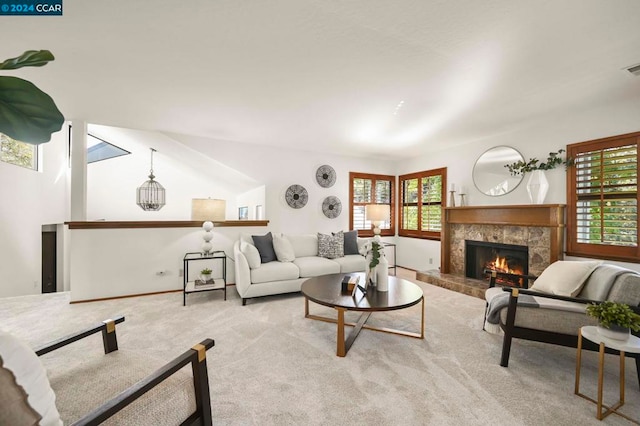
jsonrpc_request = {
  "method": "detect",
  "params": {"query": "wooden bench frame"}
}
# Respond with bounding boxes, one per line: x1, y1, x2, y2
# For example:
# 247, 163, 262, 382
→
35, 316, 214, 426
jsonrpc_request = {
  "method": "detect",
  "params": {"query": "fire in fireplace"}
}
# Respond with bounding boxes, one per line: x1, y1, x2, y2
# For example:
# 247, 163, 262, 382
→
465, 240, 528, 286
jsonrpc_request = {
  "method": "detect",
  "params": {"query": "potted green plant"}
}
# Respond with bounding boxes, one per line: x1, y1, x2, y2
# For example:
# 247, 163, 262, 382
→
0, 50, 64, 144
200, 268, 213, 283
586, 301, 640, 340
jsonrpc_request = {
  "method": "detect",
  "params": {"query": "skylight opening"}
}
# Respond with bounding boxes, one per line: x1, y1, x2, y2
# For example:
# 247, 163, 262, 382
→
87, 134, 130, 164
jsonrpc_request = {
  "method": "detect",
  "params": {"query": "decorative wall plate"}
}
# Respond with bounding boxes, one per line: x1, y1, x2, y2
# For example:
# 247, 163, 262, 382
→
322, 196, 342, 218
316, 165, 336, 188
285, 184, 308, 209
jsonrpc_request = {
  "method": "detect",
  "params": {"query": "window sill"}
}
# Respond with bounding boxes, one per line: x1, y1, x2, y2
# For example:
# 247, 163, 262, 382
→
398, 232, 441, 241
565, 250, 640, 264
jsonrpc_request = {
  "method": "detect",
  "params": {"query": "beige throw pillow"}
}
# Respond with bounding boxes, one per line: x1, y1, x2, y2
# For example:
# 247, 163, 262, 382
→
0, 358, 41, 426
0, 330, 62, 426
272, 233, 296, 262
240, 240, 261, 269
530, 260, 603, 297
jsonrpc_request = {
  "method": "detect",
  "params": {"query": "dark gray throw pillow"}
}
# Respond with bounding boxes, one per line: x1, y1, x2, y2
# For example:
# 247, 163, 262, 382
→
342, 230, 359, 255
252, 232, 277, 263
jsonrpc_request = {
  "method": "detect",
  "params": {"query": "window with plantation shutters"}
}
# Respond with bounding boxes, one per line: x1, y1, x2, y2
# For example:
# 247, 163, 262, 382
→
399, 167, 446, 240
349, 172, 395, 237
567, 132, 640, 262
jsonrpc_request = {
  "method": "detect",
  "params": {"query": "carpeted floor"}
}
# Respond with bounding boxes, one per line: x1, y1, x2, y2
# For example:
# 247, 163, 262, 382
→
1, 270, 638, 425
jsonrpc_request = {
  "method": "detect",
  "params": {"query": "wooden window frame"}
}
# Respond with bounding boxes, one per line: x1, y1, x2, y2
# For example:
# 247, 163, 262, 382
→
398, 167, 446, 240
566, 131, 640, 263
349, 172, 396, 237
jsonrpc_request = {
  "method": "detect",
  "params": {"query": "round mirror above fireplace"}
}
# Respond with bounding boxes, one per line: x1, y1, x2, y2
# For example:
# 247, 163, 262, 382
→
473, 146, 524, 197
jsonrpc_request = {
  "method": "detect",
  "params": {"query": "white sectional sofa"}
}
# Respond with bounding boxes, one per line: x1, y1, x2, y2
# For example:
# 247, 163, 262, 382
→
233, 232, 367, 305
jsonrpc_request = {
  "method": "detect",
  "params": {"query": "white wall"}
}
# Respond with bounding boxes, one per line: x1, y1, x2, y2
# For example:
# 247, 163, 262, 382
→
394, 98, 640, 273
236, 185, 266, 220
69, 225, 281, 301
5, 97, 640, 301
170, 133, 396, 234
86, 125, 263, 221
0, 129, 69, 297
68, 136, 396, 301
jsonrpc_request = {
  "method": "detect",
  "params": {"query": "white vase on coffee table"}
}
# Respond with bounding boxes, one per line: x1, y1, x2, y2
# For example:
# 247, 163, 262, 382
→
376, 255, 389, 292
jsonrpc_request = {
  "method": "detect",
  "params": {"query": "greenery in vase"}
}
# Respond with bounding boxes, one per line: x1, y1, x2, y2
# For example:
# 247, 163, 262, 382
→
367, 241, 382, 269
505, 149, 573, 176
200, 268, 212, 275
586, 301, 640, 331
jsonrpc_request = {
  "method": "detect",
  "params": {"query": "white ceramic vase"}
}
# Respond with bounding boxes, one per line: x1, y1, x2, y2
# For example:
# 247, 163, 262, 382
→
376, 255, 389, 292
367, 266, 377, 287
526, 170, 549, 204
597, 324, 630, 341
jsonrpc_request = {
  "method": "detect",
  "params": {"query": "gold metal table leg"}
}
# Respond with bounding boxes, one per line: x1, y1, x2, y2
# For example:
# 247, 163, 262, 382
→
574, 330, 583, 395
336, 308, 346, 357
597, 342, 605, 420
420, 296, 425, 339
574, 330, 638, 424
620, 350, 626, 404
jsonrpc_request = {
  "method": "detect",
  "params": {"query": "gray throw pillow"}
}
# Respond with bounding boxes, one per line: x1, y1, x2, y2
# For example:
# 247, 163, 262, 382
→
252, 232, 277, 263
341, 230, 359, 255
318, 232, 344, 259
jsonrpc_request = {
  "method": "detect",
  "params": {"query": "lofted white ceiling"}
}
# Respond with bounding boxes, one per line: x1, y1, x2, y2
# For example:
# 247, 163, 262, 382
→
3, 0, 640, 158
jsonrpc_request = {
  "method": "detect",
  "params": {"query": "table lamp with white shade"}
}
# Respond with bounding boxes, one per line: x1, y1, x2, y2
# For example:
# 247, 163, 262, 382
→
191, 198, 226, 255
365, 204, 390, 241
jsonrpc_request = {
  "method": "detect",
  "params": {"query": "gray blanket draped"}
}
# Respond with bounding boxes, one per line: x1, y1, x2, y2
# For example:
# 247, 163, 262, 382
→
486, 292, 539, 324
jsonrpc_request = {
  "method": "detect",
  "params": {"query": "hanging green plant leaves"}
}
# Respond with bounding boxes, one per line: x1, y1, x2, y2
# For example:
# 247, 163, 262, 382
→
0, 50, 55, 70
0, 76, 64, 144
0, 49, 64, 144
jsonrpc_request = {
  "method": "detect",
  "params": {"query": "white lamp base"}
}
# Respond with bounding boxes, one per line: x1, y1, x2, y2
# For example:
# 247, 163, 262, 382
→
372, 222, 382, 242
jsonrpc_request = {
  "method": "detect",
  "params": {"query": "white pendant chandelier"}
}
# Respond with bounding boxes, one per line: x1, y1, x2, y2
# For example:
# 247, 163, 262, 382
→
136, 148, 166, 211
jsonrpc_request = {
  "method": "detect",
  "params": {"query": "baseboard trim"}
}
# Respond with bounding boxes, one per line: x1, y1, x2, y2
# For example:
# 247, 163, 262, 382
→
396, 265, 415, 272
70, 283, 236, 304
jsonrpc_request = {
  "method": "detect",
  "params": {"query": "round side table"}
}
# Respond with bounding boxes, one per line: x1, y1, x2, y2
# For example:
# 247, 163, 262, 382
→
574, 325, 640, 423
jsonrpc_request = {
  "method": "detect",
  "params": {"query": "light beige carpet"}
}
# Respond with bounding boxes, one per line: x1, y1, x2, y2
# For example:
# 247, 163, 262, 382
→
1, 273, 638, 425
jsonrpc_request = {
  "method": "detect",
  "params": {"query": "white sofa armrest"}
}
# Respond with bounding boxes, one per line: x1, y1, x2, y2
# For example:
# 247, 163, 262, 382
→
233, 241, 252, 298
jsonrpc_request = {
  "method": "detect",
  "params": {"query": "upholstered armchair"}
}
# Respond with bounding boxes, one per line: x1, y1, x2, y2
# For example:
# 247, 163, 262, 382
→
484, 261, 640, 385
0, 316, 214, 425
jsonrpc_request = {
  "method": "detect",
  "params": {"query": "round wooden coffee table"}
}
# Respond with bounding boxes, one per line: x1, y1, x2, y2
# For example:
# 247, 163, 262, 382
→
301, 272, 424, 357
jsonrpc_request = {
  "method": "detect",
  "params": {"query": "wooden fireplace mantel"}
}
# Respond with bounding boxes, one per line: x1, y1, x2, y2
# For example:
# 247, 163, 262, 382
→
444, 204, 565, 227
441, 204, 566, 274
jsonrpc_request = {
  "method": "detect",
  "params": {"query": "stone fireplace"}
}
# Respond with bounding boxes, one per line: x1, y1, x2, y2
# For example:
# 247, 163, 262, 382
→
442, 204, 565, 278
416, 204, 566, 298
465, 240, 528, 286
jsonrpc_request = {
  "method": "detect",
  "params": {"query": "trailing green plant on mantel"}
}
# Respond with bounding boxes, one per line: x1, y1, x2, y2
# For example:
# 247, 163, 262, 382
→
586, 301, 640, 331
505, 149, 573, 176
0, 50, 64, 144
